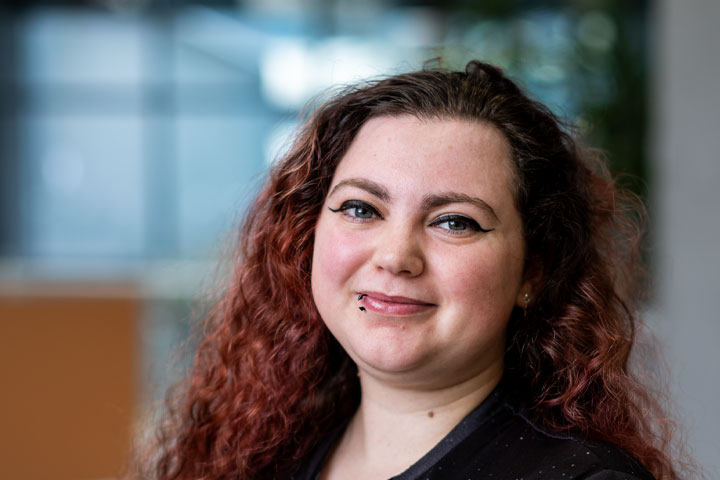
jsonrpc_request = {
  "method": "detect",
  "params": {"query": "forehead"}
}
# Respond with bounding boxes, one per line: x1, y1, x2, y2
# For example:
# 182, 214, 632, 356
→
332, 115, 517, 201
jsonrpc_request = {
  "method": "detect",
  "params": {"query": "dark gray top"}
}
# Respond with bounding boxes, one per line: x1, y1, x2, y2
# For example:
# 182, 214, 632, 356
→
284, 383, 655, 480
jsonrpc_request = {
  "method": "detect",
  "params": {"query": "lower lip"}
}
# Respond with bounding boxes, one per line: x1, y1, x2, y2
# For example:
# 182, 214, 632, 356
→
360, 296, 436, 316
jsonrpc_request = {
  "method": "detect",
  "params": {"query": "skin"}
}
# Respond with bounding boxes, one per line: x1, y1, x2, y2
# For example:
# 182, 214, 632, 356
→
311, 115, 531, 479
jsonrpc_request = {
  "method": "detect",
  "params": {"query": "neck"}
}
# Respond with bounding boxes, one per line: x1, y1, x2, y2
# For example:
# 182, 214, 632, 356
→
322, 362, 503, 479
355, 361, 503, 444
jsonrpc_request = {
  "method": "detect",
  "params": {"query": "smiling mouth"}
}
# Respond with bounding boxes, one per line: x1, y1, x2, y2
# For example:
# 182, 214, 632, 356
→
357, 291, 436, 316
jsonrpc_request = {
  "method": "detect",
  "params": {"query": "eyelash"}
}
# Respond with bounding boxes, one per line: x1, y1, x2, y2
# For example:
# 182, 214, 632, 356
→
328, 200, 382, 222
328, 200, 492, 234
429, 214, 491, 234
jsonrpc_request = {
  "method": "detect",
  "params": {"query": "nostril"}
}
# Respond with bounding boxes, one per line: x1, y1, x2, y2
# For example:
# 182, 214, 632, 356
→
371, 231, 425, 276
374, 252, 424, 276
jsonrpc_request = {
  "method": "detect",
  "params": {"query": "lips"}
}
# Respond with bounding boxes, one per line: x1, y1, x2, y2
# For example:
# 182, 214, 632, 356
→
357, 291, 436, 316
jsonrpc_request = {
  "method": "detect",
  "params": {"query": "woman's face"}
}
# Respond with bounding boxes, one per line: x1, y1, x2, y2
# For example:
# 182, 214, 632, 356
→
311, 115, 529, 389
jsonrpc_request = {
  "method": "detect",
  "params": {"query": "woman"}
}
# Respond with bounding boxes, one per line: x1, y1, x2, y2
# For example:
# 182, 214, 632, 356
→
150, 61, 679, 479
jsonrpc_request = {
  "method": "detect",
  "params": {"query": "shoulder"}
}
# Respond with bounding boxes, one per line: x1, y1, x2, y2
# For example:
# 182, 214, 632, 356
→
508, 410, 654, 479
415, 404, 656, 480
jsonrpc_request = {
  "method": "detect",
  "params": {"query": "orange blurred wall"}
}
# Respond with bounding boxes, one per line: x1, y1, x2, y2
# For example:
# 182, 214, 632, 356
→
0, 284, 139, 480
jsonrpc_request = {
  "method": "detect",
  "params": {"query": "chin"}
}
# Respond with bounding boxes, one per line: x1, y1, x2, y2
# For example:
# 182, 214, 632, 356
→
347, 340, 428, 374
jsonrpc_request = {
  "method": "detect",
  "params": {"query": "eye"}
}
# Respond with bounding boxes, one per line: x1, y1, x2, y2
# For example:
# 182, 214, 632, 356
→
328, 200, 382, 222
429, 214, 492, 234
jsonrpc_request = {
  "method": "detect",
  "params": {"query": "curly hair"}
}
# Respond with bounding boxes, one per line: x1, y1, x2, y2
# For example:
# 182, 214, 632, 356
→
147, 61, 679, 479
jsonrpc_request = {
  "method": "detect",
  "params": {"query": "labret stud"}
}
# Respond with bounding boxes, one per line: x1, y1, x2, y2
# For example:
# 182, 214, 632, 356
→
357, 293, 368, 312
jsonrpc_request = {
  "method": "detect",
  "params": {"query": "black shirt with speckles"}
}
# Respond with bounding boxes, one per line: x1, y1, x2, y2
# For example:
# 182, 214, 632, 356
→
284, 383, 655, 480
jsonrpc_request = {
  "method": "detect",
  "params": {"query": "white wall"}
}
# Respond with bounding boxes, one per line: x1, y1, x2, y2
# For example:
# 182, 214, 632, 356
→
652, 0, 720, 477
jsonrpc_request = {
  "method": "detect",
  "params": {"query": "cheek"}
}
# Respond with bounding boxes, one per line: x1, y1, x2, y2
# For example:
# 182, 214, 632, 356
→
311, 219, 367, 299
436, 246, 523, 310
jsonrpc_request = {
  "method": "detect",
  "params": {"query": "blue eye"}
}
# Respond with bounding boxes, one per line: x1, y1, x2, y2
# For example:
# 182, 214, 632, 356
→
430, 215, 491, 234
328, 200, 382, 220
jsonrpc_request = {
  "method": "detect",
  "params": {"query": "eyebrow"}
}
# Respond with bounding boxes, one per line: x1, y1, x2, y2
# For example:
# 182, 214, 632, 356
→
328, 178, 391, 203
329, 177, 499, 221
421, 192, 499, 221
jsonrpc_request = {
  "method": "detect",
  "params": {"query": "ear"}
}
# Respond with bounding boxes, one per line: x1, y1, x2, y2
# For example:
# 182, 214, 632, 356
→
515, 261, 542, 308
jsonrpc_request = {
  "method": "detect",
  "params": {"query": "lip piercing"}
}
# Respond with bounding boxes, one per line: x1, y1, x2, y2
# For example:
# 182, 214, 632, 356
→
357, 294, 367, 312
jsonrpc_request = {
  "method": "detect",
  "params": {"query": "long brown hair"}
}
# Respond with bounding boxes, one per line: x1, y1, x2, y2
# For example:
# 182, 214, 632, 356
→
148, 61, 679, 479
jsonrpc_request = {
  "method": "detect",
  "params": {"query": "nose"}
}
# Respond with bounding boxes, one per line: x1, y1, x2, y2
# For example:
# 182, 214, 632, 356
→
371, 223, 425, 277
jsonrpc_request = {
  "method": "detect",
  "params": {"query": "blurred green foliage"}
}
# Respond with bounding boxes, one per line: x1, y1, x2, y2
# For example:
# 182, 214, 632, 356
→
427, 0, 649, 197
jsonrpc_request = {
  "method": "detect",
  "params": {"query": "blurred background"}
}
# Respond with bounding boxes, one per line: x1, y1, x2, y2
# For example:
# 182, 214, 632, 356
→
0, 0, 717, 478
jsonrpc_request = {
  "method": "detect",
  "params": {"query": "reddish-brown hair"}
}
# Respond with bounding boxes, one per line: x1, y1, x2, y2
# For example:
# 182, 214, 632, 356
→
147, 61, 679, 479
